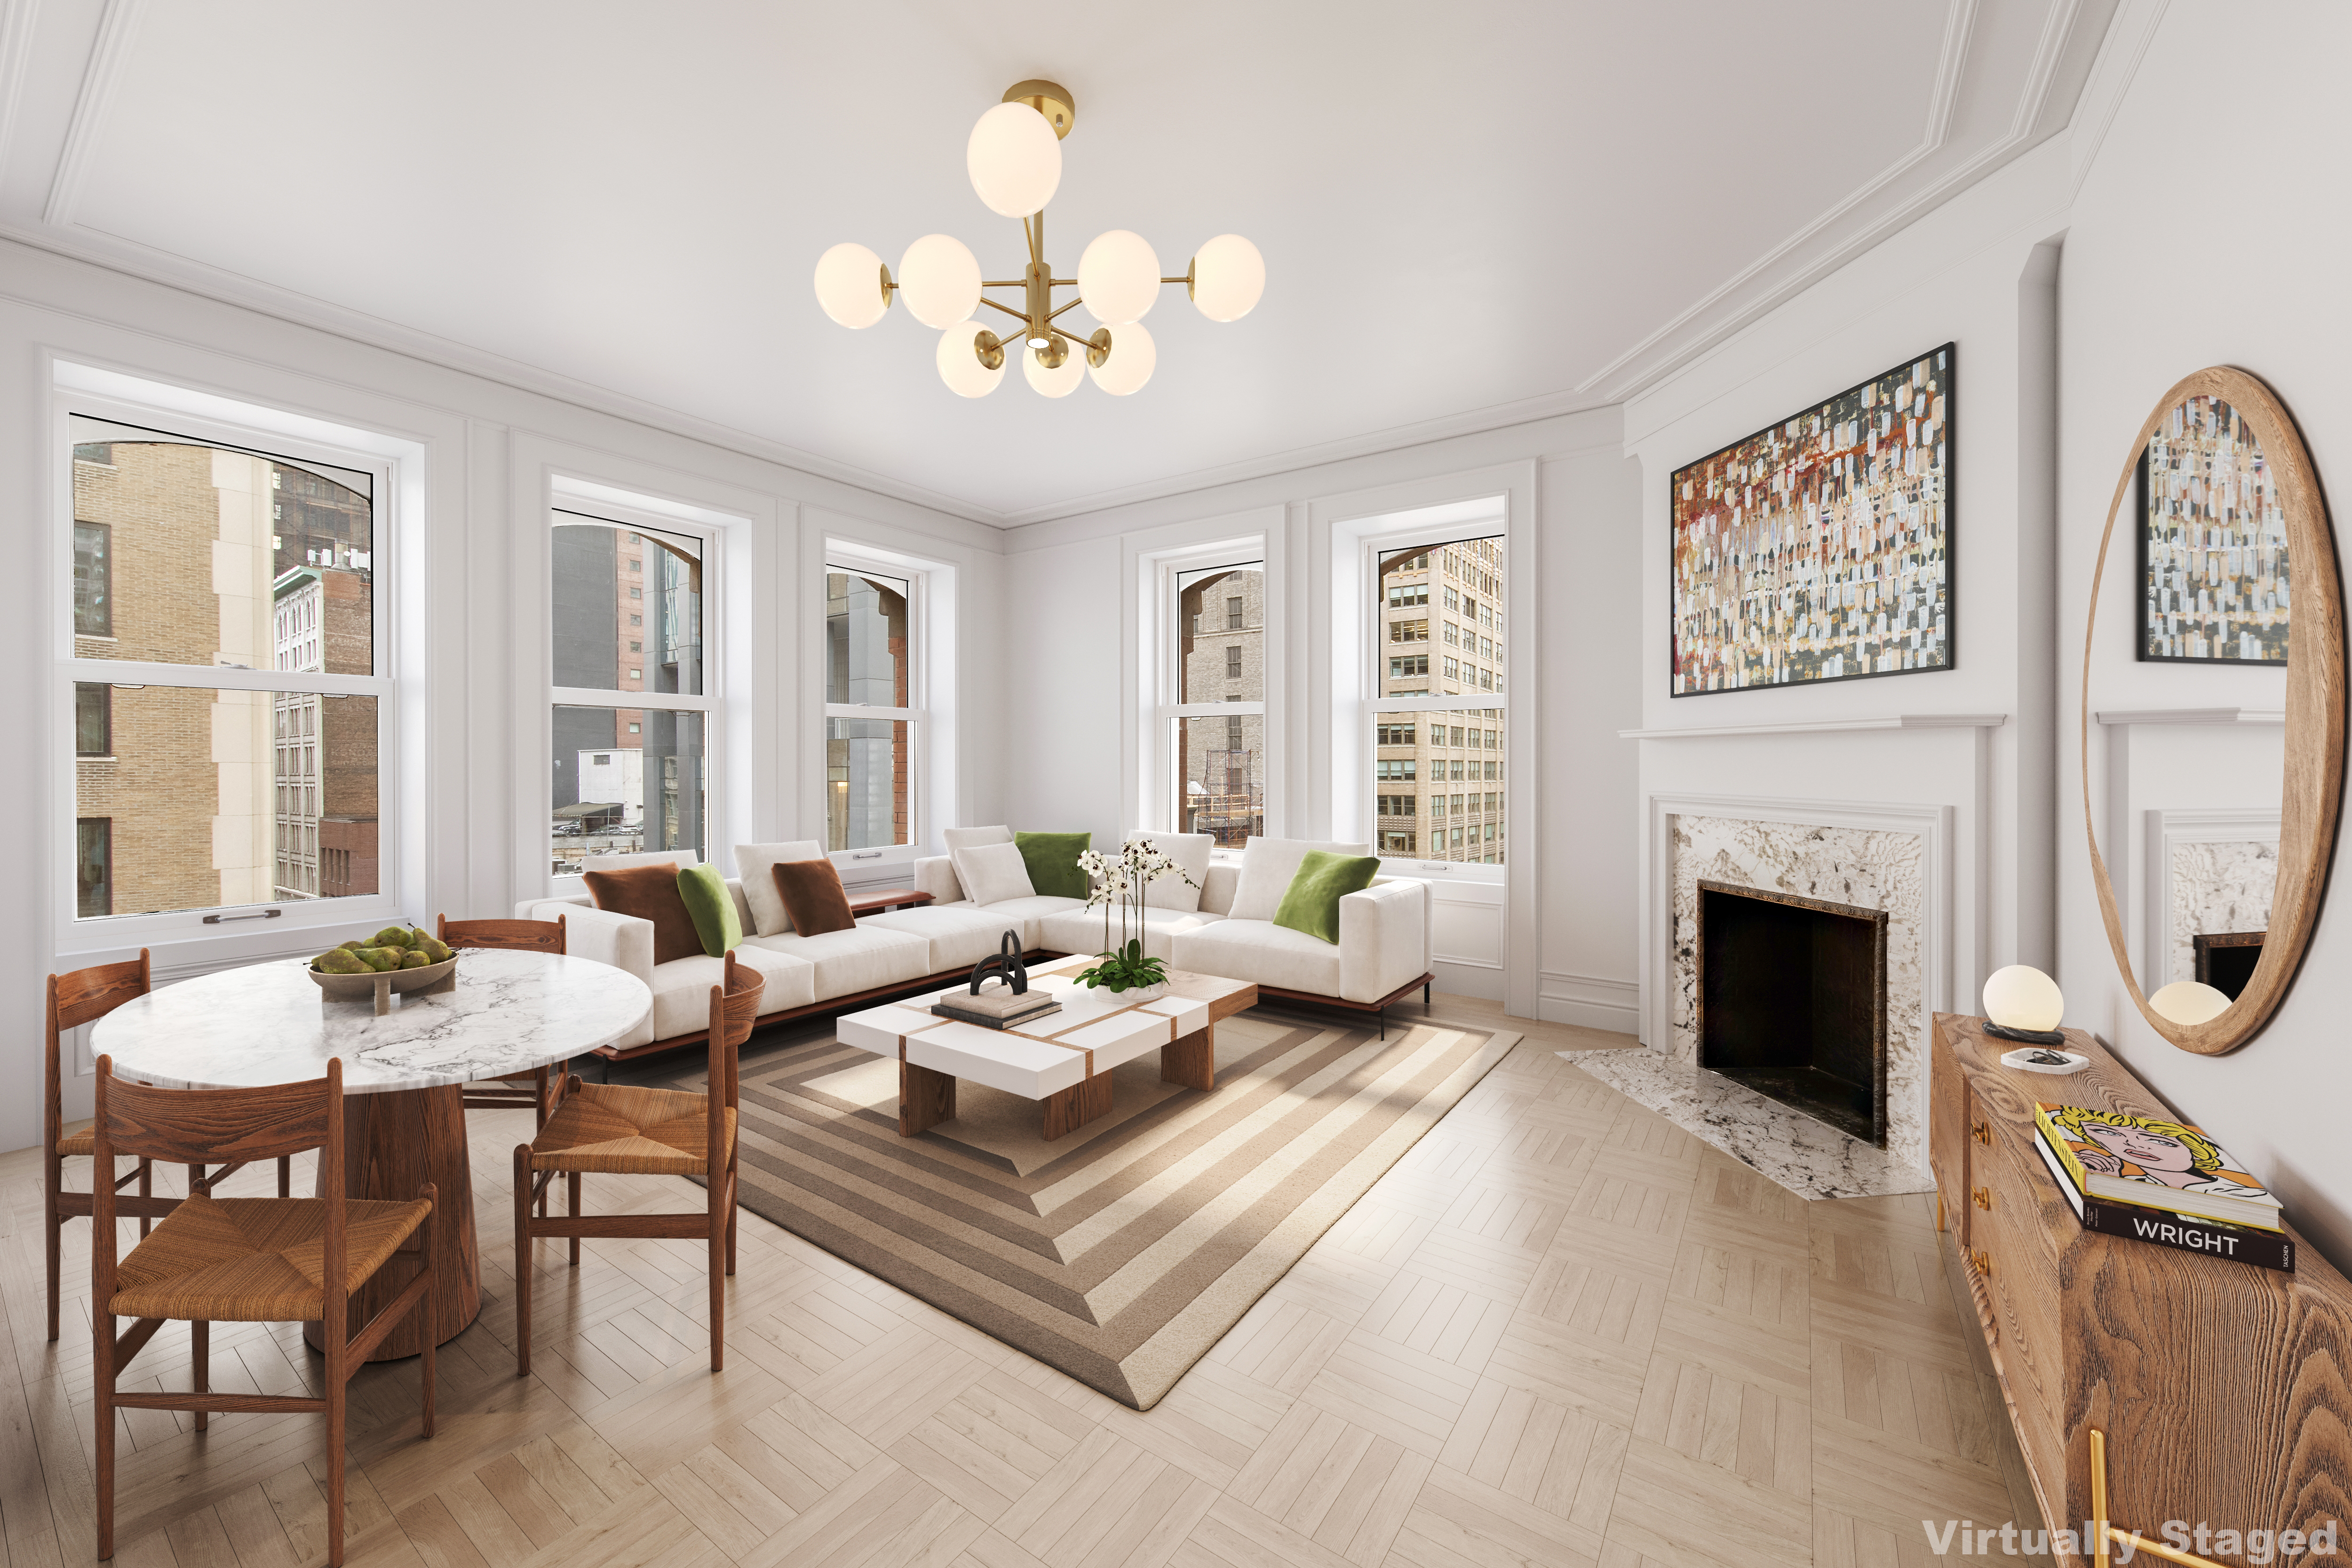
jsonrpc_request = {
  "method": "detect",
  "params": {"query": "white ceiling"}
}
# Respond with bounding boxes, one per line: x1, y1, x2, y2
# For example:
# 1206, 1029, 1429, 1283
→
0, 0, 2116, 525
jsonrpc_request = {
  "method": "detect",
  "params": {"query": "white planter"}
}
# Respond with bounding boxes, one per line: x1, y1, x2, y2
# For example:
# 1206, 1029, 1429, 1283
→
1095, 980, 1169, 1004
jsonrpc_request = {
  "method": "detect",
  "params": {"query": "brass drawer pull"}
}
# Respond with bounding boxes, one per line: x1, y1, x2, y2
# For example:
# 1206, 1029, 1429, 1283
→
1973, 1186, 1993, 1210
1972, 1120, 1993, 1146
1971, 1248, 1994, 1277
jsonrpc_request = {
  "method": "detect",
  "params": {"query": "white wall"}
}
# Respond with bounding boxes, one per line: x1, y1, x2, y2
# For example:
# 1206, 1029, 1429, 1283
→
2056, 1, 2352, 1268
3, 236, 1002, 1147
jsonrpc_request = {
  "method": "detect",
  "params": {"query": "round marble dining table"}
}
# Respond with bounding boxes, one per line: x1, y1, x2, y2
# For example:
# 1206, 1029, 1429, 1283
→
91, 949, 652, 1360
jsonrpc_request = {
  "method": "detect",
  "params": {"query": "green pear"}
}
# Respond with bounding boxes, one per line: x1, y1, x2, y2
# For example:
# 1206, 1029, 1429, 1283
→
399, 949, 433, 970
417, 935, 455, 963
358, 947, 402, 972
315, 948, 369, 974
339, 939, 367, 952
371, 925, 413, 949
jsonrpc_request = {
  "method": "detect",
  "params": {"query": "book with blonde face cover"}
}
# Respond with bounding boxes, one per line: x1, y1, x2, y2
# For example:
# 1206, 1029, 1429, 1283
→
2035, 1102, 2283, 1232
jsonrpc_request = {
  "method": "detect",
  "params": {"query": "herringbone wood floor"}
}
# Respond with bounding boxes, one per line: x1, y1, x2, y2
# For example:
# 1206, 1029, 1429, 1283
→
4, 1000, 2047, 1568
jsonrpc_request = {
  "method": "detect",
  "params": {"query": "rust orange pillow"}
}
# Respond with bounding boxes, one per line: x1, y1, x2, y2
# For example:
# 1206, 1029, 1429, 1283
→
772, 859, 857, 937
583, 864, 704, 966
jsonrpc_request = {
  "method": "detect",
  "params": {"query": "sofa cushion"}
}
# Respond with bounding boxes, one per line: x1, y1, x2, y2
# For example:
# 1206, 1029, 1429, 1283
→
584, 864, 703, 966
1228, 837, 1374, 923
771, 859, 856, 936
1128, 831, 1213, 912
1170, 919, 1342, 997
741, 924, 931, 1002
734, 840, 826, 935
859, 905, 1027, 973
676, 863, 743, 956
1272, 850, 1382, 945
1039, 905, 1224, 963
954, 840, 1035, 907
647, 948, 816, 1041
974, 894, 1087, 949
1015, 830, 1091, 899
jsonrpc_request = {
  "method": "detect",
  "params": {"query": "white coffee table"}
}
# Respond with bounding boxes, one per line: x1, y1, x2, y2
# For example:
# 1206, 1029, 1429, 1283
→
837, 955, 1258, 1139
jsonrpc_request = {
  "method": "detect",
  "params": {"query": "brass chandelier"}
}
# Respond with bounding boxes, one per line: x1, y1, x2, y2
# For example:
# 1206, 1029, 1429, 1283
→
812, 80, 1265, 398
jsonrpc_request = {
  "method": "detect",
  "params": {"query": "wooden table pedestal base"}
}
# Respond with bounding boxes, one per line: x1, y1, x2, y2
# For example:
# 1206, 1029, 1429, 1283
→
303, 1083, 481, 1361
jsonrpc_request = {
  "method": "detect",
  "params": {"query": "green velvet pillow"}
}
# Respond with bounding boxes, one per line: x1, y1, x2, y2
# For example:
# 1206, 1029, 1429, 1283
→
1015, 830, 1092, 900
1271, 850, 1382, 945
676, 862, 743, 957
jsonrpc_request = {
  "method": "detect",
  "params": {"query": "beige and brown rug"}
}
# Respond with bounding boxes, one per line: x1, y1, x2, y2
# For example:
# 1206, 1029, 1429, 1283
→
662, 1007, 1516, 1409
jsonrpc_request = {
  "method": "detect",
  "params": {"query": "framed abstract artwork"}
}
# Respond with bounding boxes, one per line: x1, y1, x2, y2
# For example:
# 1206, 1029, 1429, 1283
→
2136, 393, 2291, 664
1670, 343, 1955, 696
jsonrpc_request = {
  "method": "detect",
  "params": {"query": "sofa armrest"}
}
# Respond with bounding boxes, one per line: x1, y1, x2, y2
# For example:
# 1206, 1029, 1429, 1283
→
914, 855, 964, 903
516, 892, 592, 919
1337, 878, 1430, 1004
533, 901, 656, 1048
1198, 861, 1240, 916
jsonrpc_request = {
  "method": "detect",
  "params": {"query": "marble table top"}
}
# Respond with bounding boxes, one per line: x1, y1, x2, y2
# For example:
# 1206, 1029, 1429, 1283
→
91, 950, 652, 1094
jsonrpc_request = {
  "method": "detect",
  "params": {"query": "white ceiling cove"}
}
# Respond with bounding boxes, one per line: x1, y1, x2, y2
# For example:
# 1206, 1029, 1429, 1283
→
0, 0, 2116, 524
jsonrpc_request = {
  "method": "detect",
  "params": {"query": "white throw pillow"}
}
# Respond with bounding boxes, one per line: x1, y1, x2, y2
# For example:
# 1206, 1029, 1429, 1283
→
581, 849, 699, 872
953, 839, 1036, 907
941, 825, 1012, 901
1127, 831, 1213, 913
1227, 836, 1373, 923
734, 840, 827, 936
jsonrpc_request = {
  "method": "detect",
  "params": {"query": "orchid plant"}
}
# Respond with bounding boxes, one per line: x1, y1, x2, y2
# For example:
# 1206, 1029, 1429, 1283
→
1073, 840, 1200, 993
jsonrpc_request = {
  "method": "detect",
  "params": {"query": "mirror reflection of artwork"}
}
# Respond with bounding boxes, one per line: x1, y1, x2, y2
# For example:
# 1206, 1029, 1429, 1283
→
1669, 344, 1953, 695
2138, 395, 2290, 663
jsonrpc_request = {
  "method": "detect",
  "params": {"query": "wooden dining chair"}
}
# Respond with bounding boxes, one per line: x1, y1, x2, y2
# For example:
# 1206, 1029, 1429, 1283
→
45, 952, 182, 1341
440, 915, 570, 1137
513, 952, 761, 1376
91, 1055, 437, 1566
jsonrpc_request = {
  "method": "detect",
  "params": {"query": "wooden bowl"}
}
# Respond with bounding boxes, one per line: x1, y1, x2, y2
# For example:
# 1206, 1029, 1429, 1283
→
310, 953, 457, 1014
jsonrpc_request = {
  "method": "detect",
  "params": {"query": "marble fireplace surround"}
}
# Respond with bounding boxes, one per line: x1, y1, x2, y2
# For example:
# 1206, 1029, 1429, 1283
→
1578, 793, 1954, 1200
2145, 807, 2278, 990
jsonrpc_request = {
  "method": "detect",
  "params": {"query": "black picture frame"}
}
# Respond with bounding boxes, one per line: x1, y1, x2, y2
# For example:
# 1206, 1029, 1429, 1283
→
1669, 342, 1956, 697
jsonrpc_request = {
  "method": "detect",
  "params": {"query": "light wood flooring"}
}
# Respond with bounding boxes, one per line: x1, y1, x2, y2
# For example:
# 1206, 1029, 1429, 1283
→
3, 998, 2048, 1568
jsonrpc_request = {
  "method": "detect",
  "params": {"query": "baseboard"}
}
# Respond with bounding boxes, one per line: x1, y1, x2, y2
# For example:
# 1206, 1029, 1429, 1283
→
1537, 970, 1640, 1036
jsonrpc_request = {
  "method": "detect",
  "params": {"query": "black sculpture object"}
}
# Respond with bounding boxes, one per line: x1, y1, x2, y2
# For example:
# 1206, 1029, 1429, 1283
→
968, 931, 1027, 995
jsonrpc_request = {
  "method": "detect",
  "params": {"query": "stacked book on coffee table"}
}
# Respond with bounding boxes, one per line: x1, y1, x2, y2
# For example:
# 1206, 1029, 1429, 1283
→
2032, 1101, 2291, 1271
932, 983, 1061, 1030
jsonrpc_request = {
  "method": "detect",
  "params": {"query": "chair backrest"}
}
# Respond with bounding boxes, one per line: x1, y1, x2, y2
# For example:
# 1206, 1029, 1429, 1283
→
707, 953, 764, 1116
47, 950, 150, 1157
91, 1056, 348, 1329
438, 914, 567, 955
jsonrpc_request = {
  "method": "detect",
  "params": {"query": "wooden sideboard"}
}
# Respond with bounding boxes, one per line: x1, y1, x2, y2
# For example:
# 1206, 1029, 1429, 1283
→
1930, 1014, 2352, 1563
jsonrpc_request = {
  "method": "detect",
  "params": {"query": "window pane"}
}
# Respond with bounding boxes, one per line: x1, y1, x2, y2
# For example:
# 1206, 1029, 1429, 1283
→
73, 686, 378, 916
69, 418, 374, 673
1177, 562, 1263, 703
554, 514, 704, 695
1174, 714, 1263, 846
551, 704, 705, 876
1370, 707, 1506, 866
827, 716, 909, 850
75, 682, 111, 756
1379, 535, 1503, 698
826, 570, 909, 707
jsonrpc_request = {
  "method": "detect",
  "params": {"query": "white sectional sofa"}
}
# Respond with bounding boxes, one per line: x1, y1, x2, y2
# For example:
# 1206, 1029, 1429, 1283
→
524, 832, 1432, 1062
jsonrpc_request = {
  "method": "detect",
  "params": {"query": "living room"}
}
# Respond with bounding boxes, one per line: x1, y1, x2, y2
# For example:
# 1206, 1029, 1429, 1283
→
9, 4, 2352, 1567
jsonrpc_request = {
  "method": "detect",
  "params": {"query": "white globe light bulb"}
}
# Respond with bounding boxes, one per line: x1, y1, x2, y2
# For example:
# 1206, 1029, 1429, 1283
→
2150, 980, 2233, 1026
1024, 342, 1086, 398
1190, 233, 1265, 322
813, 242, 890, 328
1087, 320, 1156, 396
1078, 229, 1161, 325
967, 101, 1062, 218
897, 234, 982, 329
1981, 965, 2064, 1032
936, 320, 1006, 398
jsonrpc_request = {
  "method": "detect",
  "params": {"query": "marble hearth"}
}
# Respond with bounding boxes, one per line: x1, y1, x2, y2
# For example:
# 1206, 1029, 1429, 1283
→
1580, 801, 1945, 1201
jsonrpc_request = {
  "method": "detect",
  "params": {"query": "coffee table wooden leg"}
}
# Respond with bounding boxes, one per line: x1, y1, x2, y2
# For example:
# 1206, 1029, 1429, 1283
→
900, 1060, 956, 1136
1161, 1024, 1216, 1091
1041, 1073, 1113, 1141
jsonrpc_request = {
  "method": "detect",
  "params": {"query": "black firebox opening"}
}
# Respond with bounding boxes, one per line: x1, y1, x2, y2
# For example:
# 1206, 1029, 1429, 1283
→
1696, 880, 1888, 1146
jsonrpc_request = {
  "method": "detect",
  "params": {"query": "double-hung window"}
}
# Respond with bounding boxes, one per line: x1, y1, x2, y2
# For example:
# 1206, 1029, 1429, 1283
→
825, 566, 920, 852
549, 508, 711, 876
1169, 560, 1264, 845
1368, 533, 1509, 867
61, 412, 392, 922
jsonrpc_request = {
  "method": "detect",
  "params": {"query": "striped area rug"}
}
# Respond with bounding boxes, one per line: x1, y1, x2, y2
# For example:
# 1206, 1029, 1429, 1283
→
666, 1007, 1516, 1410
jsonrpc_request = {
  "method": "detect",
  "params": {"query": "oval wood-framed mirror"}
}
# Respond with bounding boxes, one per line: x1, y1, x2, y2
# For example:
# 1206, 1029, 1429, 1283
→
2083, 366, 2344, 1053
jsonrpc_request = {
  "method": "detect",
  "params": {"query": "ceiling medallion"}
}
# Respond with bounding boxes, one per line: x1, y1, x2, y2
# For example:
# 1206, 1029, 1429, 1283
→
812, 80, 1264, 399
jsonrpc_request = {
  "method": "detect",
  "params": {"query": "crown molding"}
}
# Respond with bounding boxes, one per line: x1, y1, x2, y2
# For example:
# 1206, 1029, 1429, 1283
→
43, 0, 143, 225
0, 0, 40, 174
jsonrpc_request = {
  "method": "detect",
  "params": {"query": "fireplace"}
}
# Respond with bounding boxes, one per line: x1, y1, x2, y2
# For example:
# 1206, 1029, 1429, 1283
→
2193, 929, 2265, 1000
1696, 879, 1888, 1146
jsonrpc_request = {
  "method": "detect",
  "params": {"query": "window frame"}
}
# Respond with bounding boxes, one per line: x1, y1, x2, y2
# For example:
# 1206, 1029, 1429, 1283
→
54, 386, 404, 940
1157, 550, 1269, 846
822, 542, 930, 874
547, 499, 723, 881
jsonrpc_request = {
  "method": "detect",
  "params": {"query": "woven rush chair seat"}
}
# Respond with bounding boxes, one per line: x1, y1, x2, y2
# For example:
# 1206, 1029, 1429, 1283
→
56, 1128, 95, 1158
528, 1083, 736, 1176
111, 1194, 431, 1323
